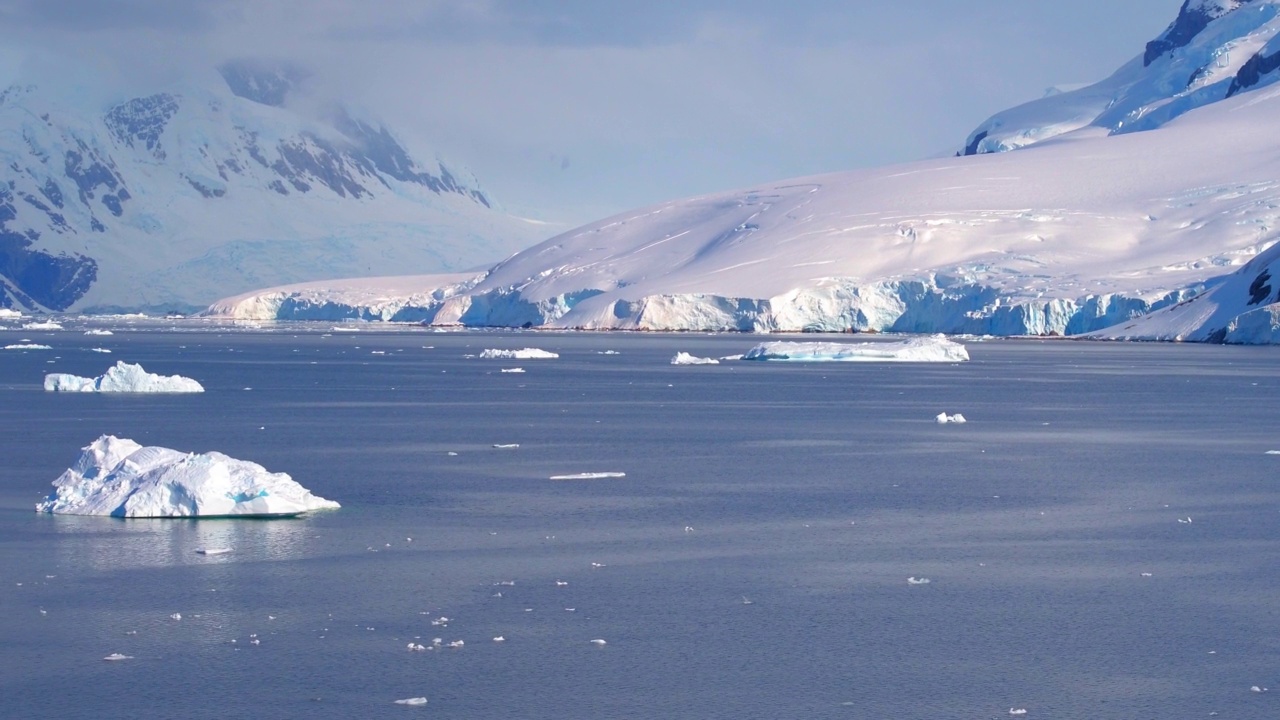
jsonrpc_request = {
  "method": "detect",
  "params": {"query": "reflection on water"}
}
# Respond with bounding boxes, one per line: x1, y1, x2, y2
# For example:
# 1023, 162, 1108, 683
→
50, 515, 323, 571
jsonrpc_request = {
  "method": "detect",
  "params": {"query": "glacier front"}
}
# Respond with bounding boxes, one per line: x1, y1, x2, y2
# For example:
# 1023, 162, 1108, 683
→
44, 362, 204, 393
36, 435, 340, 517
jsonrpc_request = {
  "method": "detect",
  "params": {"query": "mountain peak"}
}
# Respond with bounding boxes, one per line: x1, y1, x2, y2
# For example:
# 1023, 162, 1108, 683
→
217, 59, 309, 108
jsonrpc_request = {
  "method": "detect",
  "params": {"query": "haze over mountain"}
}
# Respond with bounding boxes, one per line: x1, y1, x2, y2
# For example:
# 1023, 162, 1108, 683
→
0, 59, 552, 313
211, 0, 1280, 344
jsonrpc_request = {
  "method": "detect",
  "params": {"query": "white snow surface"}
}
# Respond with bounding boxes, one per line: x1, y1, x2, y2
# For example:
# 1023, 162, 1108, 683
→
36, 435, 339, 517
44, 361, 204, 393
208, 3, 1280, 342
478, 348, 559, 359
743, 335, 969, 363
670, 352, 719, 365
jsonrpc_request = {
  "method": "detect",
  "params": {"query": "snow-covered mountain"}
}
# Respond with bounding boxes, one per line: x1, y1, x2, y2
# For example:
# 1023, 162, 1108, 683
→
210, 2, 1280, 342
0, 60, 552, 313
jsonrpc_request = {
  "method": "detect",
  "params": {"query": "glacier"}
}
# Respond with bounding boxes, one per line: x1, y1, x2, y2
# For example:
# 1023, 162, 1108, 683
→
207, 1, 1280, 343
742, 336, 969, 363
35, 435, 339, 517
44, 361, 204, 393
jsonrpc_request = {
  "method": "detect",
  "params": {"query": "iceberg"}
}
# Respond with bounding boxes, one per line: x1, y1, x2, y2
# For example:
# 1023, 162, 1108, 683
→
670, 352, 719, 365
84, 329, 114, 336
743, 335, 969, 363
23, 320, 63, 330
478, 348, 559, 359
393, 697, 428, 706
44, 362, 204, 393
5, 344, 51, 350
936, 413, 967, 424
35, 435, 340, 517
0, 308, 21, 319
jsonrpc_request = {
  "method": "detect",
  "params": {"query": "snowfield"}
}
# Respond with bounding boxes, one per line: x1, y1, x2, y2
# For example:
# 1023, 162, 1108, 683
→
207, 2, 1280, 343
36, 435, 339, 517
44, 362, 204, 393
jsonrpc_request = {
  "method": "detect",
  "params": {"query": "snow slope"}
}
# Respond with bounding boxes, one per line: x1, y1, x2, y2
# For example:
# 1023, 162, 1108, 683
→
0, 60, 551, 313
209, 2, 1280, 341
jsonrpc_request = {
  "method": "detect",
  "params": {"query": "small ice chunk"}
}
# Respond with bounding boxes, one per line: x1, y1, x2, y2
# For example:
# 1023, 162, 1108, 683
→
493, 444, 520, 449
1266, 450, 1280, 455
479, 348, 558, 359
45, 362, 204, 393
103, 653, 134, 661
23, 321, 63, 330
84, 329, 114, 336
90, 348, 112, 353
0, 308, 21, 319
394, 697, 428, 705
500, 368, 526, 373
907, 577, 931, 585
5, 344, 51, 350
670, 352, 718, 365
549, 472, 626, 480
589, 638, 607, 646
493, 636, 505, 642
935, 413, 967, 424
196, 548, 232, 555
1009, 710, 1027, 716
170, 613, 182, 620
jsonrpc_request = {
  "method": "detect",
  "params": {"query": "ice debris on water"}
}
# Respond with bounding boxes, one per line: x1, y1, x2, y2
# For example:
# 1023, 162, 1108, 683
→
23, 321, 63, 330
36, 435, 340, 517
500, 368, 526, 373
103, 653, 134, 661
935, 413, 967, 424
45, 361, 204, 393
394, 697, 428, 706
1009, 709, 1027, 716
549, 472, 626, 480
670, 352, 718, 365
590, 638, 607, 646
907, 577, 931, 585
493, 443, 520, 449
5, 344, 51, 350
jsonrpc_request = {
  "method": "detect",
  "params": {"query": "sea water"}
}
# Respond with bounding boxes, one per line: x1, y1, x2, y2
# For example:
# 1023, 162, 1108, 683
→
1, 325, 1279, 719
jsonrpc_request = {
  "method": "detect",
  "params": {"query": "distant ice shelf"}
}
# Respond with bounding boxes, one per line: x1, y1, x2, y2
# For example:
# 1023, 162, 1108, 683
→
44, 361, 204, 393
36, 435, 340, 517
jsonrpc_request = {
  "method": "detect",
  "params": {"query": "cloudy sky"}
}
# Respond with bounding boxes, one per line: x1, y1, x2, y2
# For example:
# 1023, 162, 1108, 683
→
0, 0, 1179, 225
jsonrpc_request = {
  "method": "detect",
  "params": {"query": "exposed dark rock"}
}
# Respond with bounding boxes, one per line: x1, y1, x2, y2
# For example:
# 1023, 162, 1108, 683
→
963, 130, 989, 157
1227, 47, 1280, 96
185, 176, 226, 199
1248, 268, 1272, 305
104, 93, 180, 159
1145, 0, 1261, 66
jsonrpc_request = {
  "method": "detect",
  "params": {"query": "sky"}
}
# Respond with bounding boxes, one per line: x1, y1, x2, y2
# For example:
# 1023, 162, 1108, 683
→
0, 0, 1182, 226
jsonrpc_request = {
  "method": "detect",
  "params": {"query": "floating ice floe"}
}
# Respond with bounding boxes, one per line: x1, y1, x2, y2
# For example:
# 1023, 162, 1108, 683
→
4, 344, 51, 350
492, 443, 520, 449
743, 335, 969, 363
549, 472, 626, 480
0, 308, 21, 319
1266, 450, 1280, 455
393, 697, 428, 706
196, 547, 232, 555
670, 352, 719, 365
35, 435, 340, 517
23, 321, 63, 330
84, 329, 113, 336
1009, 709, 1027, 716
103, 653, 133, 661
478, 348, 558, 359
44, 361, 204, 393
907, 577, 931, 585
935, 413, 967, 424
90, 348, 112, 354
500, 368, 526, 373
589, 638, 607, 646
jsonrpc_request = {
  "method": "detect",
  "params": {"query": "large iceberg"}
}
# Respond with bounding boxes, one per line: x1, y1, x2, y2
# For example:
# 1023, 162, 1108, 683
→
742, 335, 969, 362
36, 435, 340, 517
478, 348, 559, 359
44, 362, 204, 393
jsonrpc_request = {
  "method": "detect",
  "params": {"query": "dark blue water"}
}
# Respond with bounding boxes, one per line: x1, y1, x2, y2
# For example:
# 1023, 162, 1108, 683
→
2, 324, 1280, 719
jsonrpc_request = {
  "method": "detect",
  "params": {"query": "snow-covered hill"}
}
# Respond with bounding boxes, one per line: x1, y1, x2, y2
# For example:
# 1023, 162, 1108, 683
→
210, 2, 1280, 342
0, 60, 551, 313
